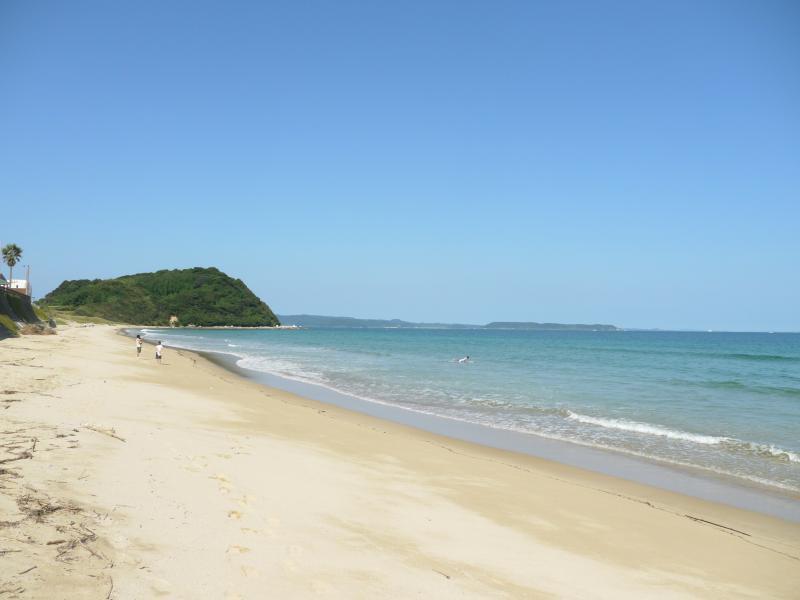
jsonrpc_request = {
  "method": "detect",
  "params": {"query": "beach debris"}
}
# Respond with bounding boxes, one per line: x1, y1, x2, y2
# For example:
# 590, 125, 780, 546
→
82, 424, 126, 443
0, 437, 38, 465
0, 585, 25, 596
20, 323, 56, 335
18, 565, 37, 575
17, 493, 66, 521
684, 514, 750, 536
0, 450, 32, 464
53, 523, 107, 564
0, 467, 22, 478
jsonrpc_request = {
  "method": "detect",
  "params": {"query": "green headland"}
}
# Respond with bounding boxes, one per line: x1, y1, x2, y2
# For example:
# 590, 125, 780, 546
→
41, 267, 280, 327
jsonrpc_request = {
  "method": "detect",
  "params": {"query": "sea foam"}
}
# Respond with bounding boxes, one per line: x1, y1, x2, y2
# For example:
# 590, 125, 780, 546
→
567, 412, 727, 445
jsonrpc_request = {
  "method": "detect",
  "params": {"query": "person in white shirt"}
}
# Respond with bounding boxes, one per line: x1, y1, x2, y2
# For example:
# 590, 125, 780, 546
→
155, 341, 164, 364
136, 335, 143, 357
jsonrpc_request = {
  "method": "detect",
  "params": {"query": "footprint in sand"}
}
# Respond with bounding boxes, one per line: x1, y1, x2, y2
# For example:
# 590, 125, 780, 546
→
236, 494, 256, 507
211, 473, 233, 494
228, 510, 242, 520
226, 544, 251, 554
240, 565, 259, 578
185, 457, 209, 472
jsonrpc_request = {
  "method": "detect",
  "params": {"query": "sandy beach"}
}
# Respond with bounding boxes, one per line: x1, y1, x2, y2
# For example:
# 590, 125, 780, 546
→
1, 325, 799, 599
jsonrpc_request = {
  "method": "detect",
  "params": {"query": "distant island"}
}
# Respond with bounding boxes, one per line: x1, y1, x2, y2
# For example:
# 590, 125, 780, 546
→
278, 314, 618, 331
42, 267, 280, 327
483, 321, 618, 331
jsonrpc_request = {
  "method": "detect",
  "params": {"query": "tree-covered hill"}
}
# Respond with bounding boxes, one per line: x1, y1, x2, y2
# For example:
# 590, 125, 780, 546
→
42, 267, 280, 327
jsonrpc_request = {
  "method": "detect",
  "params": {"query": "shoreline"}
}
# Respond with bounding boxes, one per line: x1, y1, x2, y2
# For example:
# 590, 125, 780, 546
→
211, 349, 800, 522
3, 324, 799, 597
127, 327, 800, 523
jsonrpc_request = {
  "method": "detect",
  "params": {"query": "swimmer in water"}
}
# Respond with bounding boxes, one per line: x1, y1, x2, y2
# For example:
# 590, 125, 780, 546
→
458, 355, 470, 363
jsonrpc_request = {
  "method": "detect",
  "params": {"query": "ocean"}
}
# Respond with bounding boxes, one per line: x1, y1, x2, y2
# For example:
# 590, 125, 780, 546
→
137, 327, 800, 497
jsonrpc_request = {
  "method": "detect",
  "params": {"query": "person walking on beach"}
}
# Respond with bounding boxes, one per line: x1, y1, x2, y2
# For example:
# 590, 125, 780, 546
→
155, 341, 164, 364
136, 335, 143, 357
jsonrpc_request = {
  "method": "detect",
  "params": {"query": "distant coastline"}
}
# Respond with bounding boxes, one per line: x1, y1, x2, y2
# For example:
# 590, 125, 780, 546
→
277, 314, 619, 331
274, 316, 799, 333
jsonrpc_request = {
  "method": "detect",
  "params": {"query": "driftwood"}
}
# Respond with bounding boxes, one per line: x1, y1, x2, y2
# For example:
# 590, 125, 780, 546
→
82, 425, 126, 443
684, 514, 751, 536
433, 568, 451, 579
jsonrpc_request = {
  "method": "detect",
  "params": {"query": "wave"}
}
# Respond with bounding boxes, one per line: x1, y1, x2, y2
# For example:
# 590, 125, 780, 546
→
567, 412, 800, 464
725, 352, 800, 362
698, 380, 800, 397
236, 355, 327, 384
571, 345, 800, 363
665, 378, 800, 398
567, 413, 725, 445
456, 396, 571, 416
722, 440, 800, 464
759, 385, 800, 397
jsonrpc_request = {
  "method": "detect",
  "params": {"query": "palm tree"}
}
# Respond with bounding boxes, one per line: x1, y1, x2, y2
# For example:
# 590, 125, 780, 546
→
1, 243, 23, 285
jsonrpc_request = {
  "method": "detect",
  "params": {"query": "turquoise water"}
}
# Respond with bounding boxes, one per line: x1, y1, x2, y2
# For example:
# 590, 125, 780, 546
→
139, 328, 800, 492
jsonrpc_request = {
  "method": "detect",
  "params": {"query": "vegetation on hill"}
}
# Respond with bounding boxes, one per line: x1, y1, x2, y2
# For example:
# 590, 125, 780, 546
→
0, 314, 18, 338
0, 287, 42, 338
42, 267, 280, 327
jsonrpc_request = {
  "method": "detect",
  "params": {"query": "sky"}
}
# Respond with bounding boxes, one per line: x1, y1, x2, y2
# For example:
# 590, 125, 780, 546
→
1, 1, 798, 331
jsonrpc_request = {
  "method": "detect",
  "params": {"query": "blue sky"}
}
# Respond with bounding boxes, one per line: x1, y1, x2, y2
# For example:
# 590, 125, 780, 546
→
1, 1, 798, 330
